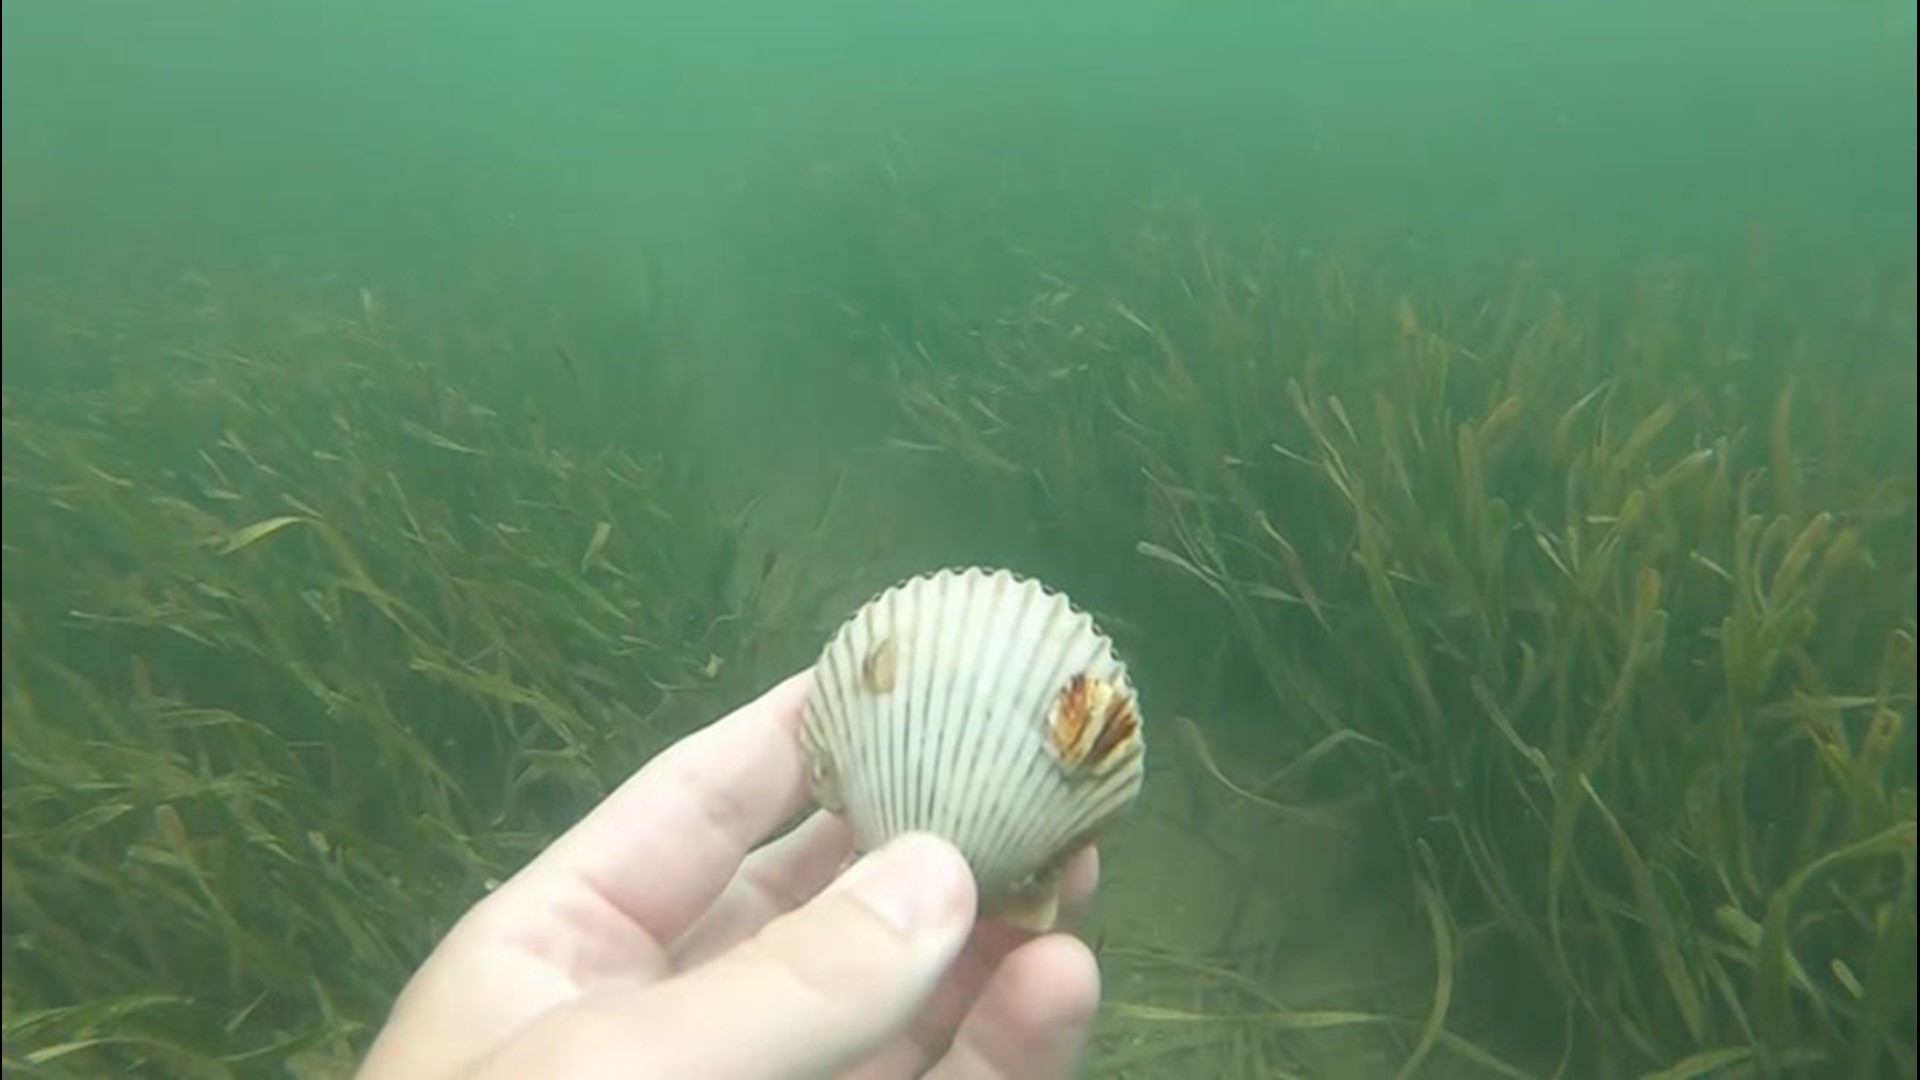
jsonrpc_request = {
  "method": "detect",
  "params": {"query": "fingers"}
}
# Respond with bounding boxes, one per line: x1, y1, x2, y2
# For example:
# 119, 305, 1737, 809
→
850, 846, 1101, 1077
914, 847, 1100, 1046
677, 833, 1099, 994
924, 934, 1101, 1080
669, 809, 854, 968
468, 833, 980, 1080
518, 669, 819, 945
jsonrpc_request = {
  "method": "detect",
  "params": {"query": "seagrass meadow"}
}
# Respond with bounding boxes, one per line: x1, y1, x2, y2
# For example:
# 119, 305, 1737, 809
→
0, 258, 857, 1074
4, 3, 1916, 1078
5, 171, 1913, 1076
746, 150, 1919, 1077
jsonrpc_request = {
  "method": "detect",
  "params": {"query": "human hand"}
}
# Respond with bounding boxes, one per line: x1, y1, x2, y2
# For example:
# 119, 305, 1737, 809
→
355, 669, 1103, 1080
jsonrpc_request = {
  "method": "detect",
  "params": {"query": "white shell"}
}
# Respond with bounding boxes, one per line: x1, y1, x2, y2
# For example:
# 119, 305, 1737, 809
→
800, 566, 1146, 931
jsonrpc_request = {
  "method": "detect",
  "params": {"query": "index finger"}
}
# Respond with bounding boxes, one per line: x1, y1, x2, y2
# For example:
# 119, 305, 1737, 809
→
525, 668, 819, 944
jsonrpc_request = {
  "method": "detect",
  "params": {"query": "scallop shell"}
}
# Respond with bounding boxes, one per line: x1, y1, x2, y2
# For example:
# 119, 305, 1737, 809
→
800, 566, 1146, 932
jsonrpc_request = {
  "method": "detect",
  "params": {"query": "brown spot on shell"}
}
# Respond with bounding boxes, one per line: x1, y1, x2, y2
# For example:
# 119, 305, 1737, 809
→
1046, 674, 1142, 776
806, 752, 843, 812
862, 636, 898, 694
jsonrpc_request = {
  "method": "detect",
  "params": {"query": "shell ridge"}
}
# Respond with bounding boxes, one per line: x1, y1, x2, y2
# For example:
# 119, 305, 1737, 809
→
945, 569, 1010, 856
948, 564, 1006, 849
855, 589, 884, 843
809, 626, 853, 812
972, 582, 1072, 880
842, 587, 888, 847
1014, 601, 1118, 879
950, 570, 995, 847
981, 600, 1088, 881
832, 616, 875, 845
965, 570, 1051, 876
852, 595, 879, 841
926, 572, 968, 841
884, 585, 916, 842
909, 577, 946, 838
1000, 624, 1135, 874
1033, 770, 1140, 862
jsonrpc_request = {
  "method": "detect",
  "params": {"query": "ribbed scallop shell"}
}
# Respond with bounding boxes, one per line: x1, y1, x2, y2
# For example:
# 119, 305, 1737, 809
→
800, 566, 1146, 932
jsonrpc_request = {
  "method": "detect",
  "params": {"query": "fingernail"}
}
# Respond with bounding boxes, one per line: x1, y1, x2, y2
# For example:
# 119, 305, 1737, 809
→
833, 832, 973, 937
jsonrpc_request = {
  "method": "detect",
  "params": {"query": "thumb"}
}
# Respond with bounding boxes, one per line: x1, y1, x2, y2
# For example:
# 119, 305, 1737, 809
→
493, 832, 979, 1080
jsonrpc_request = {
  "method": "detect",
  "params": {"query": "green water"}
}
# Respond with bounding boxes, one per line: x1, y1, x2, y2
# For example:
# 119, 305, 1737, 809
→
4, 2, 1915, 1076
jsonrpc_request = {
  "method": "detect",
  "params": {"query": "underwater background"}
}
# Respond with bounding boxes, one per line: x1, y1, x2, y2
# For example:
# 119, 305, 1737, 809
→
3, 1, 1915, 1076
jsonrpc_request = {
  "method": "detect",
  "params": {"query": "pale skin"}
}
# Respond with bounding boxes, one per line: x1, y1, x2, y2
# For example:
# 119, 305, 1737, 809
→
356, 669, 1103, 1080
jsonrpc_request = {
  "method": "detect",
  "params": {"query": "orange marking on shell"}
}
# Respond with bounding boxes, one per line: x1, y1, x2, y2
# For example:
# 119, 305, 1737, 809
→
1047, 674, 1139, 775
1049, 675, 1096, 763
1088, 692, 1141, 769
